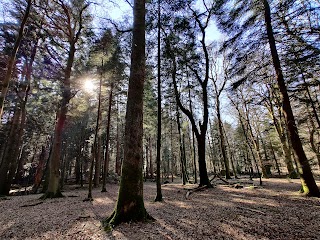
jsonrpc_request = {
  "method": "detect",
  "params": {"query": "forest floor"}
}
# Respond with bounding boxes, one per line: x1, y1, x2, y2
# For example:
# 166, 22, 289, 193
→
0, 177, 320, 240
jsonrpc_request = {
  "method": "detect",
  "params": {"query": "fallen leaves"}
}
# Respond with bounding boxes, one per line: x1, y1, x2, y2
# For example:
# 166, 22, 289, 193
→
0, 178, 319, 239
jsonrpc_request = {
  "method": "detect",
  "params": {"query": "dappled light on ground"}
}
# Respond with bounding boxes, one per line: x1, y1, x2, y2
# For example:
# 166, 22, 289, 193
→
0, 178, 319, 239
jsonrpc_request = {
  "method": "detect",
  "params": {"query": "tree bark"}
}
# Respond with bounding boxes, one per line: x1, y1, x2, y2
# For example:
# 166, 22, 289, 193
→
263, 0, 319, 196
0, 0, 32, 118
115, 119, 121, 175
0, 108, 21, 195
102, 82, 113, 192
196, 133, 211, 186
42, 43, 75, 199
155, 0, 162, 202
176, 106, 188, 185
101, 82, 113, 192
31, 146, 47, 193
217, 98, 231, 179
104, 0, 152, 227
265, 88, 296, 177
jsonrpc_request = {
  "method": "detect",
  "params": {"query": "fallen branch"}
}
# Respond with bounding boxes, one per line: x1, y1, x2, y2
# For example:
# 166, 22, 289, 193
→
210, 174, 230, 184
76, 215, 91, 220
237, 206, 266, 216
0, 196, 10, 201
83, 198, 93, 202
20, 201, 43, 207
185, 185, 208, 199
67, 195, 79, 198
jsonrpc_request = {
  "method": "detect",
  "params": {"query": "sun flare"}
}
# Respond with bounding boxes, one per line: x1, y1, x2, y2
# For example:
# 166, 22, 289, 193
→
83, 80, 95, 93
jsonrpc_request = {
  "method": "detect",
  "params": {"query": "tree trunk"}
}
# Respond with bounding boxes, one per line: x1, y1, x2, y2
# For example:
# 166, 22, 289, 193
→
149, 138, 154, 179
0, 108, 21, 195
94, 74, 103, 188
115, 120, 121, 175
145, 142, 149, 179
32, 146, 47, 193
217, 98, 231, 179
176, 106, 188, 185
75, 143, 82, 184
235, 104, 262, 185
182, 133, 189, 182
87, 146, 95, 200
266, 94, 296, 177
197, 134, 211, 186
154, 0, 162, 202
268, 137, 281, 176
170, 108, 176, 181
264, 0, 319, 196
41, 42, 76, 199
104, 0, 152, 227
0, 0, 32, 118
94, 136, 102, 187
42, 109, 66, 198
102, 82, 113, 192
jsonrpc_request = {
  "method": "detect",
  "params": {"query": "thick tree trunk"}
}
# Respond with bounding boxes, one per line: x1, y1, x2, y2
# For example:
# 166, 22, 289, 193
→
42, 109, 66, 198
264, 0, 319, 196
197, 134, 211, 187
104, 0, 152, 227
42, 43, 75, 199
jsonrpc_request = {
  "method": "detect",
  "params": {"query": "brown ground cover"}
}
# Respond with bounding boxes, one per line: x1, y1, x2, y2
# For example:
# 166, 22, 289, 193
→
0, 177, 319, 240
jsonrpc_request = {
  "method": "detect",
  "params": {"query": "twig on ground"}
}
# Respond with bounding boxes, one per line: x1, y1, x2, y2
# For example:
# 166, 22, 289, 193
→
20, 201, 43, 207
237, 206, 266, 215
